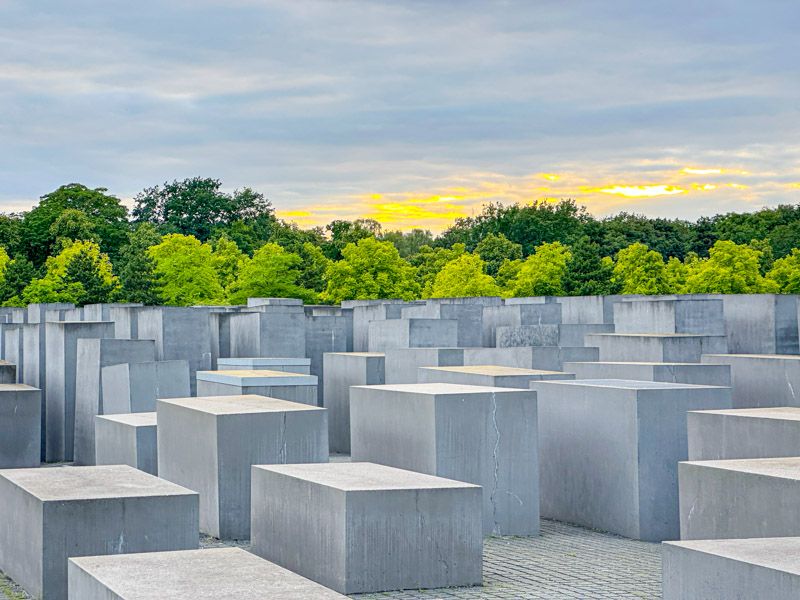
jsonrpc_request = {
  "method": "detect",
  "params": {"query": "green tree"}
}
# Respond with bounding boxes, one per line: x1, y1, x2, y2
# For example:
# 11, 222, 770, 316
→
321, 238, 420, 303
22, 183, 129, 265
322, 219, 380, 260
475, 233, 523, 277
562, 236, 617, 296
429, 254, 501, 298
64, 247, 117, 304
148, 234, 223, 305
0, 256, 38, 305
227, 243, 314, 304
769, 221, 800, 258
48, 208, 100, 248
113, 223, 163, 305
612, 243, 671, 295
409, 243, 466, 296
767, 248, 800, 293
665, 256, 690, 294
0, 214, 24, 256
507, 242, 572, 297
296, 242, 331, 293
211, 236, 247, 290
748, 238, 775, 274
496, 258, 523, 288
685, 240, 780, 294
380, 229, 434, 258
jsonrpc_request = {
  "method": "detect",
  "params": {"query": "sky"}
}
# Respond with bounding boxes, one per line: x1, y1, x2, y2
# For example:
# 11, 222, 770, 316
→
1, 0, 799, 232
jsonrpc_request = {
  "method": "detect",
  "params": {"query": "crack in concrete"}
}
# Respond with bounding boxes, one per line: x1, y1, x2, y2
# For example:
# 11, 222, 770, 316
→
490, 391, 500, 535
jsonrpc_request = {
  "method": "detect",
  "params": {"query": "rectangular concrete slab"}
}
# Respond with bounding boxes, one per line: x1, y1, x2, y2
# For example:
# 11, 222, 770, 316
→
250, 462, 482, 594
217, 357, 311, 374
196, 369, 318, 405
584, 333, 728, 363
0, 383, 40, 468
383, 347, 464, 384
702, 353, 800, 407
418, 364, 574, 388
367, 318, 458, 351
95, 412, 157, 475
563, 361, 731, 386
101, 360, 190, 415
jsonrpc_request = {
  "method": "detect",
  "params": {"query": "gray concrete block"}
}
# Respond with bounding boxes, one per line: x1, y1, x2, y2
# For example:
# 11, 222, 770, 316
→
463, 345, 599, 371
350, 383, 538, 535
721, 293, 798, 354
157, 394, 328, 539
0, 465, 198, 600
228, 306, 306, 358
0, 359, 15, 383
305, 312, 351, 405
101, 360, 190, 415
107, 305, 143, 339
45, 321, 115, 462
401, 301, 490, 347
217, 357, 311, 374
323, 352, 385, 453
585, 333, 728, 362
688, 407, 800, 460
564, 361, 732, 386
530, 379, 732, 541
679, 457, 800, 540
27, 302, 74, 324
196, 370, 318, 405
557, 323, 616, 347
662, 538, 800, 600
482, 303, 562, 347
367, 318, 458, 351
701, 353, 800, 407
250, 462, 482, 594
73, 338, 156, 465
0, 384, 40, 468
350, 301, 418, 352
247, 297, 304, 307
418, 364, 574, 388
613, 299, 725, 335
384, 347, 464, 384
95, 412, 157, 475
83, 303, 143, 323
2, 324, 23, 381
496, 324, 560, 347
68, 547, 348, 599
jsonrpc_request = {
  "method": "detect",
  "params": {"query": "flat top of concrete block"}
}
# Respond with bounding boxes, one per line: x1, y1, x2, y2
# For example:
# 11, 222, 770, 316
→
96, 412, 157, 427
682, 457, 800, 480
703, 353, 800, 361
663, 537, 800, 575
159, 394, 325, 415
0, 383, 38, 393
69, 548, 347, 599
421, 364, 565, 377
254, 462, 481, 492
326, 352, 385, 358
351, 382, 530, 396
196, 370, 317, 386
217, 357, 311, 366
690, 407, 800, 421
0, 465, 195, 501
586, 333, 723, 339
0, 360, 12, 366
532, 378, 723, 390
565, 361, 722, 367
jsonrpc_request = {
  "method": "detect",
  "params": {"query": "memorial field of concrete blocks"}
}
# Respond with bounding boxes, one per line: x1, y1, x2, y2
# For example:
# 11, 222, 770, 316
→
2, 294, 800, 597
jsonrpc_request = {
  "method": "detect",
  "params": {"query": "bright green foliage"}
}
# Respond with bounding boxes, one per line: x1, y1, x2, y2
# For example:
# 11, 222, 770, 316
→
475, 233, 523, 277
49, 209, 100, 248
506, 242, 572, 297
767, 249, 800, 293
148, 234, 223, 305
322, 219, 380, 260
227, 243, 314, 304
211, 237, 247, 290
381, 229, 434, 258
0, 257, 38, 306
430, 254, 501, 298
665, 256, 690, 294
612, 242, 670, 295
496, 258, 523, 288
296, 242, 331, 293
113, 223, 163, 305
409, 243, 466, 296
21, 278, 84, 305
321, 238, 420, 303
685, 240, 779, 294
748, 238, 775, 274
0, 214, 23, 257
0, 247, 10, 280
64, 248, 118, 304
562, 236, 617, 296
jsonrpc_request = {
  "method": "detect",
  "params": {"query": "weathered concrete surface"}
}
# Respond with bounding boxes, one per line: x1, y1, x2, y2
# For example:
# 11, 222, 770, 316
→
158, 394, 328, 539
68, 548, 348, 599
530, 379, 732, 542
95, 412, 157, 475
418, 364, 574, 388
217, 357, 311, 374
367, 318, 458, 351
463, 345, 599, 371
402, 300, 497, 347
679, 457, 800, 540
0, 384, 40, 468
482, 303, 562, 347
45, 321, 115, 462
383, 347, 464, 384
688, 407, 800, 460
701, 353, 800, 407
2, 324, 23, 382
73, 338, 155, 465
250, 462, 482, 594
0, 465, 198, 600
228, 306, 306, 359
719, 294, 799, 354
350, 301, 419, 352
613, 299, 725, 335
564, 361, 731, 386
196, 370, 318, 405
495, 325, 560, 347
350, 383, 539, 535
101, 360, 190, 415
323, 352, 385, 453
585, 333, 727, 362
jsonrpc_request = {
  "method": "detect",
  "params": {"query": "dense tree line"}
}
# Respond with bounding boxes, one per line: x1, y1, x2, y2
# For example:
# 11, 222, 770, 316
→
1, 178, 799, 307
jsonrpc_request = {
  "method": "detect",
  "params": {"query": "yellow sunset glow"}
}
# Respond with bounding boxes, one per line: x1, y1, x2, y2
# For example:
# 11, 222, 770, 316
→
682, 167, 723, 175
598, 185, 685, 198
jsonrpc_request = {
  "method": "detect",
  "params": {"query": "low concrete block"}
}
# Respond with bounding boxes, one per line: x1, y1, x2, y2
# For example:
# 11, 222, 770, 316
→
250, 462, 482, 594
688, 407, 800, 460
584, 333, 727, 363
702, 353, 800, 407
95, 412, 157, 475
0, 465, 198, 600
383, 347, 464, 384
196, 370, 318, 405
613, 298, 725, 335
367, 318, 458, 351
350, 382, 538, 535
495, 324, 560, 347
679, 457, 800, 540
418, 364, 574, 388
530, 379, 732, 541
662, 538, 800, 600
217, 357, 311, 374
101, 360, 190, 414
564, 361, 732, 386
323, 352, 385, 453
158, 394, 328, 539
462, 345, 599, 371
0, 384, 40, 468
68, 548, 347, 599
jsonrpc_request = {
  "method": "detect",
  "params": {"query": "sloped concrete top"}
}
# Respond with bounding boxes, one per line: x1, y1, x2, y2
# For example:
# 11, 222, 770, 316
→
69, 548, 347, 599
704, 353, 800, 361
351, 382, 527, 395
421, 365, 564, 376
0, 465, 195, 501
690, 407, 800, 421
196, 370, 317, 386
664, 537, 800, 575
683, 457, 800, 480
159, 394, 324, 415
0, 383, 39, 393
96, 412, 157, 427
254, 462, 480, 492
531, 378, 723, 390
217, 357, 311, 367
326, 352, 385, 358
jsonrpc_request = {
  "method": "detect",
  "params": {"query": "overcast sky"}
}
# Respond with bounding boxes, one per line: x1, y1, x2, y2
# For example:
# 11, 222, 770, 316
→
2, 0, 799, 231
